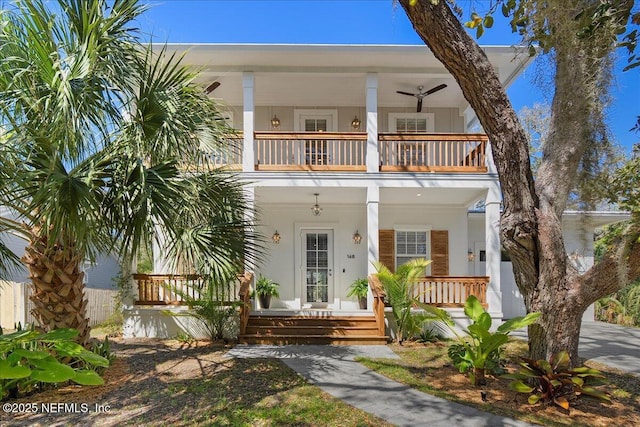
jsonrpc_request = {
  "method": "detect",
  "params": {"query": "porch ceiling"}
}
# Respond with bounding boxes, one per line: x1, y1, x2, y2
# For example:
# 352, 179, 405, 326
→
163, 44, 531, 110
255, 186, 484, 207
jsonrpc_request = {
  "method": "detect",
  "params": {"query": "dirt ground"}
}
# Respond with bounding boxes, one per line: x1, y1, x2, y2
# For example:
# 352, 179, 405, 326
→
388, 341, 640, 427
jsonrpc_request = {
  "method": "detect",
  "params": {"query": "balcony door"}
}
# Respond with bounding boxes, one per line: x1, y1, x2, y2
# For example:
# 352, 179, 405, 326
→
302, 230, 334, 306
294, 109, 337, 166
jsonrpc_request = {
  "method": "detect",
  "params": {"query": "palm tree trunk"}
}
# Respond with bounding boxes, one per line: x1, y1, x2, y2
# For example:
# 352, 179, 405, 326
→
21, 232, 90, 346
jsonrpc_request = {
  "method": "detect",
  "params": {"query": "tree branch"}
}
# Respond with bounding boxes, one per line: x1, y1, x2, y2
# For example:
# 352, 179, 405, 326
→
399, 0, 540, 292
580, 219, 640, 303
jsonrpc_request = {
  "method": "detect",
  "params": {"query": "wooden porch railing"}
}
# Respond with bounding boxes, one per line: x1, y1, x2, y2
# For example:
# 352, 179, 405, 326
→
379, 133, 488, 172
133, 274, 240, 305
254, 131, 367, 171
368, 274, 387, 337
203, 134, 244, 169
134, 274, 205, 305
414, 276, 489, 307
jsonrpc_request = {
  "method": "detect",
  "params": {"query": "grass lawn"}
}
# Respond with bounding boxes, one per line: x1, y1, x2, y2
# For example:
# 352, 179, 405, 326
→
2, 338, 391, 427
358, 339, 640, 427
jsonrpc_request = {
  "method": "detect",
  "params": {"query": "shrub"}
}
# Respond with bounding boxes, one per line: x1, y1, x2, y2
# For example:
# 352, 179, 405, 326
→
421, 295, 540, 386
374, 258, 436, 344
0, 328, 109, 400
503, 350, 610, 410
166, 274, 241, 341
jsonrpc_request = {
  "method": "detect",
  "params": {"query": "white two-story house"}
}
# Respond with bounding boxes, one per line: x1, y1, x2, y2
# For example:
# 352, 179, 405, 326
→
124, 44, 626, 343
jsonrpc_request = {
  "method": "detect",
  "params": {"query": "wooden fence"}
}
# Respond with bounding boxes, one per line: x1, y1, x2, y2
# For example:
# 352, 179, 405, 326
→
0, 282, 117, 330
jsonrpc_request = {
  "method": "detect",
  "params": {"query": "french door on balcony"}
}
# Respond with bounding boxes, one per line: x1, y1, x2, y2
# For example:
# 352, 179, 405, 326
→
302, 230, 334, 306
294, 109, 337, 166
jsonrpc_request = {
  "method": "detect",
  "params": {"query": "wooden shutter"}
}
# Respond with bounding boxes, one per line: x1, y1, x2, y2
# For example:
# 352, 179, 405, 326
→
430, 230, 449, 276
379, 229, 395, 272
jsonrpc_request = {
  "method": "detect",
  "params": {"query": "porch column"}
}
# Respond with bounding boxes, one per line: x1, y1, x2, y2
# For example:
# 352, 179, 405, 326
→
485, 174, 503, 319
366, 185, 380, 310
244, 186, 257, 310
365, 73, 378, 173
152, 225, 171, 274
242, 72, 255, 172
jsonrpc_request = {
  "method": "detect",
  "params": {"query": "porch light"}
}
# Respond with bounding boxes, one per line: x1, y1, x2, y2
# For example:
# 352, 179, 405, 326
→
351, 115, 361, 130
272, 230, 281, 244
311, 193, 322, 216
467, 249, 475, 262
353, 230, 362, 244
271, 115, 281, 129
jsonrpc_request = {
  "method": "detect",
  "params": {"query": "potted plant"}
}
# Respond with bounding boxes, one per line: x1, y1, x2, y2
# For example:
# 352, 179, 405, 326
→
347, 278, 369, 309
254, 275, 280, 309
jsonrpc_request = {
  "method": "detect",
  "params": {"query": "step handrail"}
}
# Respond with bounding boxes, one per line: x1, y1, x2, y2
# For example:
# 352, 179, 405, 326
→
238, 272, 254, 336
368, 274, 386, 337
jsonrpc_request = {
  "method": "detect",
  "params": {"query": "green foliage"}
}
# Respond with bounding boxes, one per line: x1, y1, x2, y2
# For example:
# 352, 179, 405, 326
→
417, 327, 444, 343
448, 342, 505, 377
347, 278, 369, 298
596, 281, 640, 326
0, 0, 258, 289
503, 351, 610, 410
0, 328, 109, 400
421, 295, 540, 386
254, 275, 280, 297
608, 144, 640, 214
374, 258, 436, 344
166, 274, 241, 341
90, 337, 115, 373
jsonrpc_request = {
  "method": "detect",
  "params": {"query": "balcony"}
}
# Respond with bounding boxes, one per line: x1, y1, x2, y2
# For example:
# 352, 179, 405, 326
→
205, 132, 488, 173
255, 131, 367, 171
379, 133, 487, 173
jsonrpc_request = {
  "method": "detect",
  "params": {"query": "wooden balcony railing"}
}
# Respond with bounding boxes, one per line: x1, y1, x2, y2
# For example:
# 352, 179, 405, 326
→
133, 274, 240, 305
379, 133, 488, 172
202, 134, 244, 169
254, 131, 367, 171
414, 276, 489, 307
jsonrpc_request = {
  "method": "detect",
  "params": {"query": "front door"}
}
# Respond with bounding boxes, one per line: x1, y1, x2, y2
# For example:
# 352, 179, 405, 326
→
302, 230, 333, 306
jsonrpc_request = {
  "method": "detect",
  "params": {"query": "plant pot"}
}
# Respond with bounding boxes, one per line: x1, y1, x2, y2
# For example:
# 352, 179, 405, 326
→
358, 296, 367, 310
259, 294, 272, 309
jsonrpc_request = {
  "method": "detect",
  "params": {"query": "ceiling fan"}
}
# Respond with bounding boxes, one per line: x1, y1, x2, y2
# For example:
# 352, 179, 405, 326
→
205, 81, 221, 94
396, 84, 447, 112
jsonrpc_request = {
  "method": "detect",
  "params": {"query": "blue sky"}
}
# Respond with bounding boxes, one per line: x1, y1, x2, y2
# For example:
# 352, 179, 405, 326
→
139, 0, 638, 150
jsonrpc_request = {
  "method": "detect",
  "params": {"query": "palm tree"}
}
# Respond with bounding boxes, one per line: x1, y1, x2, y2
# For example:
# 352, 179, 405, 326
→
0, 0, 258, 345
374, 258, 434, 344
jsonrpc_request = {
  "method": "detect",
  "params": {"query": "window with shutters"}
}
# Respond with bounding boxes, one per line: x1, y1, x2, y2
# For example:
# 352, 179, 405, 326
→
395, 231, 430, 274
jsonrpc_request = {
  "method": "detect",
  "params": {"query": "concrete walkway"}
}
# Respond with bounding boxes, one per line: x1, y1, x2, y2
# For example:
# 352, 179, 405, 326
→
511, 321, 640, 376
227, 345, 536, 427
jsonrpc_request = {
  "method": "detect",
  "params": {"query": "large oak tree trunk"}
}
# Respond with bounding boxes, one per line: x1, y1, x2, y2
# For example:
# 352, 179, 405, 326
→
400, 0, 640, 365
22, 231, 91, 346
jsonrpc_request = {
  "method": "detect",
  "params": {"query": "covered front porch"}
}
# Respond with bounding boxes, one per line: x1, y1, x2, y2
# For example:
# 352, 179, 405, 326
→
246, 180, 502, 316
129, 272, 488, 344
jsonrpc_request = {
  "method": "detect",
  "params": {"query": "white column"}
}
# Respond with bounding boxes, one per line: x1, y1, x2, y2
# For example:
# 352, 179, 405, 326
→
365, 73, 379, 173
485, 182, 503, 319
486, 140, 497, 175
244, 186, 257, 310
242, 72, 255, 172
152, 225, 171, 274
366, 185, 380, 311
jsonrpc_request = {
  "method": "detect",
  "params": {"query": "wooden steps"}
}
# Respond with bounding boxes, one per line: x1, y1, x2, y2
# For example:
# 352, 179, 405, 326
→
239, 314, 388, 345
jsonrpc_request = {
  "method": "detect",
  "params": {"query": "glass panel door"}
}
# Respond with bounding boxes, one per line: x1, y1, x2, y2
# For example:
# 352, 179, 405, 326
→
305, 118, 328, 165
303, 230, 333, 304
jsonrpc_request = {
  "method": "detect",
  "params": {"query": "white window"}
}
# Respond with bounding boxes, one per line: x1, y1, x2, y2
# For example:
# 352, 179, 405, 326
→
389, 113, 435, 133
395, 231, 430, 272
294, 109, 338, 132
